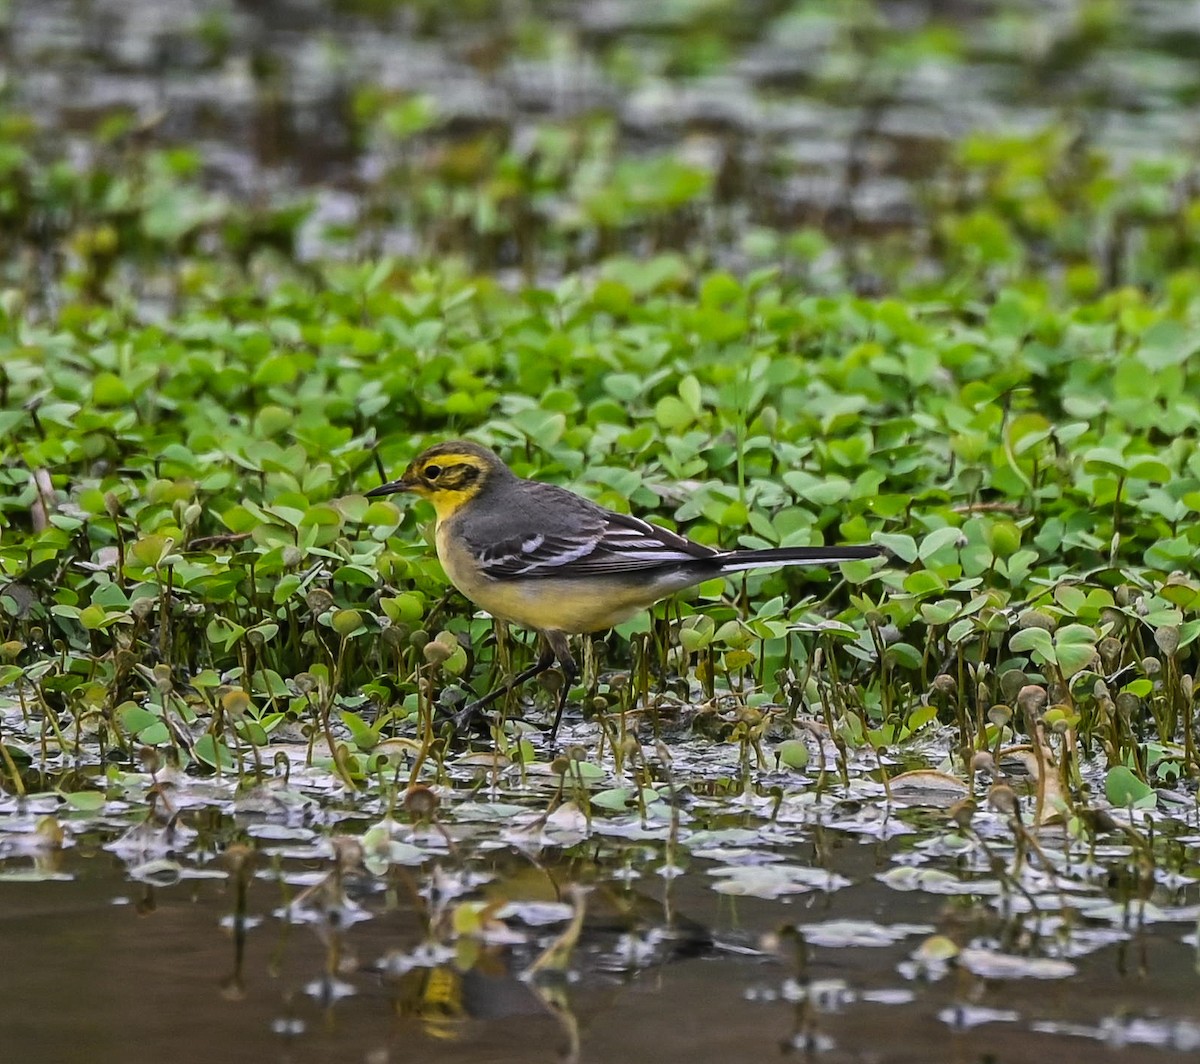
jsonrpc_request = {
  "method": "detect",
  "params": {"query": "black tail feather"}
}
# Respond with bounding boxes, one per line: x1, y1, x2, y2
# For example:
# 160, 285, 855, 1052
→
713, 544, 888, 572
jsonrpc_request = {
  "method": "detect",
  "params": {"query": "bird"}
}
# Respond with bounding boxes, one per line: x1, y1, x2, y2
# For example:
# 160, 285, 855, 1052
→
367, 440, 886, 738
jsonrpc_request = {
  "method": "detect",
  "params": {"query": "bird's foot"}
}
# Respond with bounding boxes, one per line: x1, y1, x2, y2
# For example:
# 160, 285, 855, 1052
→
449, 699, 499, 736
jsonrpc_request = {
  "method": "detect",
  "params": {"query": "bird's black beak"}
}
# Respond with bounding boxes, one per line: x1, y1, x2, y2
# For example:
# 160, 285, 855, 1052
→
365, 476, 412, 498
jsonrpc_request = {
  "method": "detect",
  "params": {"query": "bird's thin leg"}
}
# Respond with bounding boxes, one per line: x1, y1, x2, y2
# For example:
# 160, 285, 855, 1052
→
454, 637, 556, 732
545, 630, 577, 742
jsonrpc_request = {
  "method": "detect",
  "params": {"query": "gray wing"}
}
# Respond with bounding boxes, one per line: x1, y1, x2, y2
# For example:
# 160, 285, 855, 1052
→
462, 481, 716, 579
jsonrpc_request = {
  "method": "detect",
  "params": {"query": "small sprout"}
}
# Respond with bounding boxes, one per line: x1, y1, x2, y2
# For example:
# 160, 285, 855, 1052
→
104, 492, 121, 519
1016, 684, 1048, 718
987, 783, 1018, 815
0, 640, 25, 662
566, 744, 588, 762
408, 628, 430, 651
138, 747, 163, 775
589, 696, 608, 715
221, 688, 252, 718
619, 735, 639, 761
331, 608, 361, 637
1141, 656, 1161, 678
915, 934, 959, 963
281, 545, 304, 569
550, 756, 571, 776
34, 816, 64, 848
381, 625, 406, 649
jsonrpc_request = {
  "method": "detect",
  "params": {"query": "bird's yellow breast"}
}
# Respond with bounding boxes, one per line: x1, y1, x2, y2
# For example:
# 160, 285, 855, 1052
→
435, 519, 661, 633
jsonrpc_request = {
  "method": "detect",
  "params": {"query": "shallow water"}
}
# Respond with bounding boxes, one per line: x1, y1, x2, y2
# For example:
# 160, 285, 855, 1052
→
2, 734, 1199, 1063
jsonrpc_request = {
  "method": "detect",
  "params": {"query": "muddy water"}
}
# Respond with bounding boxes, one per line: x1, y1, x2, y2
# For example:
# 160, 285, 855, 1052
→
2, 793, 1198, 1064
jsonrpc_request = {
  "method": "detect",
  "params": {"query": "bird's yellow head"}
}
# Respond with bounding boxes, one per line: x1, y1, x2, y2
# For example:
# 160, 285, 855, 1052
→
365, 440, 509, 521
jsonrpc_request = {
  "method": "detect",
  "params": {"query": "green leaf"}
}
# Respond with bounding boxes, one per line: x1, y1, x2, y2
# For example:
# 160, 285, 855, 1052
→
1105, 766, 1156, 809
193, 734, 237, 770
777, 739, 810, 770
60, 791, 106, 811
1009, 627, 1055, 662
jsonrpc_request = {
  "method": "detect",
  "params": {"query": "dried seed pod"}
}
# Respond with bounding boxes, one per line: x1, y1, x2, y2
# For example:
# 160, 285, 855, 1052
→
1017, 609, 1056, 631
1153, 626, 1180, 658
152, 663, 173, 693
422, 640, 452, 666
1098, 636, 1123, 673
1115, 692, 1140, 720
971, 750, 996, 776
987, 705, 1012, 728
931, 673, 958, 697
1100, 607, 1126, 631
292, 671, 318, 695
949, 798, 976, 829
999, 669, 1027, 700
404, 784, 439, 820
987, 783, 1018, 815
1016, 684, 1048, 719
305, 588, 334, 616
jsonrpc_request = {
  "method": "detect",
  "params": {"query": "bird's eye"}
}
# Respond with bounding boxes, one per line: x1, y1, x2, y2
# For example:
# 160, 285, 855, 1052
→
423, 464, 442, 480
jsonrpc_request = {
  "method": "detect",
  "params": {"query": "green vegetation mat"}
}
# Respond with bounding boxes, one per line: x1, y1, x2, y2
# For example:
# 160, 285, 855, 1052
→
0, 0, 1198, 893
